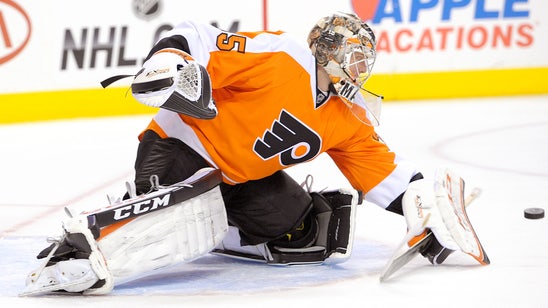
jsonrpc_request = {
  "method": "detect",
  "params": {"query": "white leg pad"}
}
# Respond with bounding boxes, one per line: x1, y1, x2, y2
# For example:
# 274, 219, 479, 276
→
97, 186, 228, 283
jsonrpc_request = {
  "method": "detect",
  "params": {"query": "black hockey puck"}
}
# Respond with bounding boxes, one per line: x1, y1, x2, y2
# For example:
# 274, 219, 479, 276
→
524, 208, 545, 219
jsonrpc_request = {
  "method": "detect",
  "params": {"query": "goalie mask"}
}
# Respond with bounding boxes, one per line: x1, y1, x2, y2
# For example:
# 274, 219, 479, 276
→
308, 13, 382, 126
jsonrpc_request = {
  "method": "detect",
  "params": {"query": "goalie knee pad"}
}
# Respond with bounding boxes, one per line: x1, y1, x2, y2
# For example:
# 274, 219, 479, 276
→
214, 188, 361, 265
269, 188, 360, 264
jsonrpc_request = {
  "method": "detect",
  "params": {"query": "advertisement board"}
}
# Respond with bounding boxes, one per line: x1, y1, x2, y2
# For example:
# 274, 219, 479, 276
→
1, 0, 547, 123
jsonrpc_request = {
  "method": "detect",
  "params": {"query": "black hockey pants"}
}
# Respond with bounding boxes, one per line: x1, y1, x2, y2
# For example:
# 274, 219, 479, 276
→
133, 130, 313, 246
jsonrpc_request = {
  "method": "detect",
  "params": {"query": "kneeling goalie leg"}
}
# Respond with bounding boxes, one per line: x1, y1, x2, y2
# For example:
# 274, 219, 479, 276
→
213, 188, 361, 265
22, 168, 228, 295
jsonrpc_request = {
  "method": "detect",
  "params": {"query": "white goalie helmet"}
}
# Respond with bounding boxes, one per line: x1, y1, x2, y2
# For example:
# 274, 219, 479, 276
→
308, 12, 382, 126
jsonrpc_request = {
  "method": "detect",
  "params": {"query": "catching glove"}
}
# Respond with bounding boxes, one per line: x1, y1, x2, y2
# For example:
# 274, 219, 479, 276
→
131, 48, 217, 119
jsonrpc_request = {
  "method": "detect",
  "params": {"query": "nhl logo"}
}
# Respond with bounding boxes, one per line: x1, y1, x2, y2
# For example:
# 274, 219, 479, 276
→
133, 0, 162, 20
315, 88, 329, 108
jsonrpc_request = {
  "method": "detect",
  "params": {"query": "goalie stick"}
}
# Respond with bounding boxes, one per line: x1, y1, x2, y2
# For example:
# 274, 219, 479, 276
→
379, 186, 485, 282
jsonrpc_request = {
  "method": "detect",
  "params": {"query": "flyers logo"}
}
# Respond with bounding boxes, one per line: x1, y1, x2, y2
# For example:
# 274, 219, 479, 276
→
254, 110, 321, 166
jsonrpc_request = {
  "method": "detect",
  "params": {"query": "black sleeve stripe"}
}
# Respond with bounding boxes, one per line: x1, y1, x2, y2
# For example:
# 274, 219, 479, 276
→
146, 35, 192, 61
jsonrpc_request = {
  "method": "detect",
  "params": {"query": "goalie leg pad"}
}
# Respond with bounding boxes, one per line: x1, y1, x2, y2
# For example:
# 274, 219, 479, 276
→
23, 168, 227, 295
97, 184, 228, 283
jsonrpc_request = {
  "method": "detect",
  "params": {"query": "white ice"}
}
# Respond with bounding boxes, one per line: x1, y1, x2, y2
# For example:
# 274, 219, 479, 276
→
1, 95, 547, 307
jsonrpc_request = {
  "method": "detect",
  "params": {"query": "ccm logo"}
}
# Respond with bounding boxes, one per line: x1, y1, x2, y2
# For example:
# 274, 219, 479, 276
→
113, 195, 171, 220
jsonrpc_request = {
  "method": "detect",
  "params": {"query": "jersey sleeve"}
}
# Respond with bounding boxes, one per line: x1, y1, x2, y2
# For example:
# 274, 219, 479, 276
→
152, 20, 223, 65
151, 21, 316, 99
327, 130, 420, 209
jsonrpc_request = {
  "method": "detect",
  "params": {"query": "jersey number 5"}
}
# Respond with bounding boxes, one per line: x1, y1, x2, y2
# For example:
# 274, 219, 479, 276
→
216, 33, 247, 53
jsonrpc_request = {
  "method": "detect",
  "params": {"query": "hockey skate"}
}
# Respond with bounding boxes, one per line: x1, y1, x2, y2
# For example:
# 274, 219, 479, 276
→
21, 213, 113, 296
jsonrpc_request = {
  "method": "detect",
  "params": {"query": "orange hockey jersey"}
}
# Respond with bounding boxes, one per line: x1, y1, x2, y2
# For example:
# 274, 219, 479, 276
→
141, 21, 418, 209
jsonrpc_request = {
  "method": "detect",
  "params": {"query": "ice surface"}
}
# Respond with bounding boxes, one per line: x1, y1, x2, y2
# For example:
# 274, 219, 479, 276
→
1, 96, 547, 307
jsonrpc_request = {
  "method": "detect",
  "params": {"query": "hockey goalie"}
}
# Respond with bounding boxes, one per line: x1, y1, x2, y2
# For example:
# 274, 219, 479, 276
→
23, 12, 489, 295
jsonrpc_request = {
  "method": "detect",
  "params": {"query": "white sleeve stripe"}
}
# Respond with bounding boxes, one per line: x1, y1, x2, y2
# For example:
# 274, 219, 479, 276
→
364, 155, 419, 208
